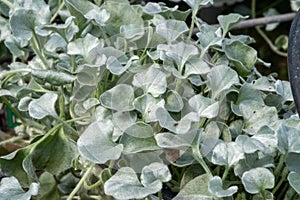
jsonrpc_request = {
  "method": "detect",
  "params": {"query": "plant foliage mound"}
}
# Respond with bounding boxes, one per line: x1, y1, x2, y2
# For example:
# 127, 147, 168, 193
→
0, 0, 300, 199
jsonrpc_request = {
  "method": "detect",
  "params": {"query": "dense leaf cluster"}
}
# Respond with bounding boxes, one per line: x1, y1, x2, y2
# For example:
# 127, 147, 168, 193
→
0, 0, 300, 199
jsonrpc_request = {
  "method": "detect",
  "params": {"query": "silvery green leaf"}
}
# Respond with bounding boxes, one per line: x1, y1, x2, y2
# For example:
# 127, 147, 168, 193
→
76, 67, 98, 86
94, 105, 112, 122
253, 191, 274, 200
189, 94, 219, 118
200, 122, 220, 157
0, 89, 16, 98
18, 97, 32, 112
28, 93, 58, 119
286, 153, 300, 174
132, 65, 167, 97
229, 33, 255, 44
155, 129, 198, 149
67, 33, 99, 58
112, 111, 137, 139
119, 151, 163, 173
183, 0, 213, 9
212, 142, 244, 167
158, 42, 198, 74
5, 36, 28, 58
0, 176, 39, 200
141, 162, 171, 186
42, 16, 78, 41
184, 58, 211, 76
156, 107, 198, 134
207, 65, 239, 99
263, 8, 279, 31
288, 172, 300, 194
104, 0, 143, 34
223, 40, 257, 76
237, 83, 264, 105
196, 24, 222, 51
217, 13, 247, 36
107, 55, 139, 75
77, 121, 123, 164
236, 135, 266, 154
252, 77, 276, 92
234, 153, 274, 178
241, 167, 275, 194
0, 17, 10, 41
44, 33, 67, 52
275, 80, 293, 102
23, 0, 51, 24
252, 126, 278, 155
173, 173, 213, 200
239, 101, 278, 134
124, 121, 153, 138
208, 176, 238, 197
83, 98, 99, 110
277, 124, 300, 154
165, 90, 184, 112
100, 84, 134, 112
10, 9, 38, 42
120, 134, 158, 153
156, 19, 188, 43
143, 2, 162, 14
133, 94, 163, 122
120, 24, 144, 40
104, 167, 162, 199
291, 0, 300, 11
84, 7, 110, 26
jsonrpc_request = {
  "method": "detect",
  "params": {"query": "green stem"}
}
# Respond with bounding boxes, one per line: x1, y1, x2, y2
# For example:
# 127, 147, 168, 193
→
1, 97, 26, 124
0, 68, 31, 80
251, 0, 287, 57
272, 167, 289, 194
84, 178, 102, 190
0, 135, 26, 146
192, 146, 212, 176
188, 10, 197, 40
255, 27, 287, 57
67, 164, 95, 200
158, 191, 163, 200
1, 0, 14, 9
222, 166, 230, 181
50, 0, 65, 23
274, 154, 286, 177
30, 32, 49, 69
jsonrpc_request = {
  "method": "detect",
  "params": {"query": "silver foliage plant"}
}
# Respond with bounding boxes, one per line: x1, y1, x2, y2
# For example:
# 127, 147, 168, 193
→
0, 0, 299, 199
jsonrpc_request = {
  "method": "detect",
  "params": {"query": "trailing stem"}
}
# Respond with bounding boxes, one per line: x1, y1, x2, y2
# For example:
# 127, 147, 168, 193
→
67, 164, 95, 200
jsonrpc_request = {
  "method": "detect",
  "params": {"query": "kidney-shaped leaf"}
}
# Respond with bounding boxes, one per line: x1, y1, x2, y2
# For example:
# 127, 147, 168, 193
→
223, 40, 257, 76
28, 93, 58, 119
104, 165, 166, 199
241, 167, 275, 194
10, 9, 38, 42
156, 19, 188, 43
141, 162, 171, 187
212, 142, 244, 167
67, 33, 99, 58
100, 84, 134, 112
208, 176, 238, 197
165, 90, 184, 112
288, 172, 300, 194
0, 176, 39, 200
277, 124, 300, 154
84, 7, 110, 26
207, 65, 239, 99
156, 107, 199, 134
189, 94, 219, 118
77, 121, 123, 164
217, 13, 248, 36
236, 135, 266, 154
173, 173, 213, 200
133, 65, 167, 97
